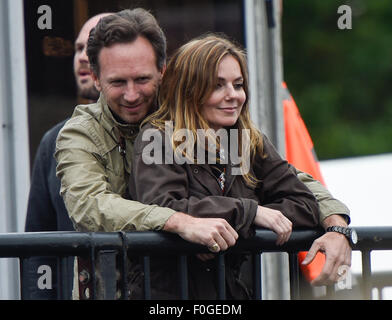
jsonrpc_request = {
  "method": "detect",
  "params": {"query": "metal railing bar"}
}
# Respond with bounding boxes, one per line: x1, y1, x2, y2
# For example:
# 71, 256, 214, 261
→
288, 253, 300, 300
3, 227, 392, 257
120, 228, 325, 255
217, 254, 226, 300
3, 227, 392, 301
178, 255, 189, 300
365, 271, 392, 288
19, 258, 27, 300
0, 228, 324, 257
379, 288, 384, 300
0, 231, 124, 257
55, 256, 62, 299
252, 253, 262, 300
119, 231, 129, 300
99, 250, 117, 299
60, 256, 69, 300
361, 250, 372, 300
354, 227, 392, 251
326, 285, 335, 299
143, 256, 151, 300
90, 243, 97, 300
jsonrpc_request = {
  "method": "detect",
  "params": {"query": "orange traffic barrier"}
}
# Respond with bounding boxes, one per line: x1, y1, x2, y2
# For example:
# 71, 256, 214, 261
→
283, 82, 325, 282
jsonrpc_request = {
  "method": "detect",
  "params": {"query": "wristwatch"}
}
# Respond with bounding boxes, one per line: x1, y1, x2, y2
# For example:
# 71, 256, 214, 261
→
326, 226, 358, 248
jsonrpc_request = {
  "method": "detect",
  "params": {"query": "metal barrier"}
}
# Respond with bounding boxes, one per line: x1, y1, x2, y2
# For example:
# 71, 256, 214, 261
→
1, 227, 392, 300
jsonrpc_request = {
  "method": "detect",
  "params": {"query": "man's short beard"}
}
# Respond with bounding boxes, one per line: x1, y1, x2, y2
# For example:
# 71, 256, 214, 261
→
78, 85, 100, 101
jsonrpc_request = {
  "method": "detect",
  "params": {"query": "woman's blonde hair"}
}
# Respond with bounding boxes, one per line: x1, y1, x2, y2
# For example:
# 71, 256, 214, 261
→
144, 34, 264, 187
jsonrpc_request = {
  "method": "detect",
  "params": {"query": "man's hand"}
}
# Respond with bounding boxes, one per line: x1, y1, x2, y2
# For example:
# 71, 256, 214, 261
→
302, 214, 352, 286
163, 212, 239, 252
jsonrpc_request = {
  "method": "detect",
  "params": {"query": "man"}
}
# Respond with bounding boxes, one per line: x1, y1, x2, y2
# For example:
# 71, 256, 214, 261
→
57, 9, 236, 245
55, 8, 352, 299
56, 9, 239, 299
74, 14, 114, 101
23, 13, 112, 300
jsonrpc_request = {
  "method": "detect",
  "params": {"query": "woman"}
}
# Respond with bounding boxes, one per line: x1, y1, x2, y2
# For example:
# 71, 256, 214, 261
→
129, 34, 319, 299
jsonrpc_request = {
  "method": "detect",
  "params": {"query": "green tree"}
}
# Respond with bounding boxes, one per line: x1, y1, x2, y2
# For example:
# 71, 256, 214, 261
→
282, 0, 392, 159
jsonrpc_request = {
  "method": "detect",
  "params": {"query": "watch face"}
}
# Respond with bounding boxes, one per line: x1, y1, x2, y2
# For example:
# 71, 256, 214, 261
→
351, 229, 358, 245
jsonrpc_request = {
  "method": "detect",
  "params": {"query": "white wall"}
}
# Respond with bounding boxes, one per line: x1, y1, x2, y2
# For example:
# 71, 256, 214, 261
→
320, 153, 392, 228
320, 153, 392, 299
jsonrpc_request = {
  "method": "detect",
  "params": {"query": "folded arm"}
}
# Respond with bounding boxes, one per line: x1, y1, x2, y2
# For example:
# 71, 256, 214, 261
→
55, 121, 175, 232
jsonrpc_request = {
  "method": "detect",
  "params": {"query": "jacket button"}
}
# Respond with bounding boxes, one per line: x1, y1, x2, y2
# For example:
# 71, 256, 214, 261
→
79, 269, 90, 285
193, 168, 199, 174
83, 287, 90, 299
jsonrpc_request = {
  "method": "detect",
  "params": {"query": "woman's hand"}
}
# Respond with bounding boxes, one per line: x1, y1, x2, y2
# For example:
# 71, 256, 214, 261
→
164, 212, 238, 250
254, 206, 292, 245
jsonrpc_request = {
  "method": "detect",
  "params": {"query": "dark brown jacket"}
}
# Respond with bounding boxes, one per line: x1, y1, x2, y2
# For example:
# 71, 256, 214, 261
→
129, 123, 319, 299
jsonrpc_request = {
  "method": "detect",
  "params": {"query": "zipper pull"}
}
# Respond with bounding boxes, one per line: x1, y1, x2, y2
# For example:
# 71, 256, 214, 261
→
119, 136, 126, 157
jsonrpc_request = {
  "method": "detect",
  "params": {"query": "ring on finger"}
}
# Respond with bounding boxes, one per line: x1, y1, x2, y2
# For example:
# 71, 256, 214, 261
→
337, 270, 343, 276
208, 243, 220, 253
337, 267, 347, 277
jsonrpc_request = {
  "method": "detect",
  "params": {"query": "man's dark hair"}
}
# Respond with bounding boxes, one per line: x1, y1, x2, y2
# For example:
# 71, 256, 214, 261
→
87, 8, 167, 75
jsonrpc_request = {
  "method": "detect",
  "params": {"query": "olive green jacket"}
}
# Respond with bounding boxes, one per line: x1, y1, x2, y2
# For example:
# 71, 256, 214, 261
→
55, 95, 175, 232
296, 169, 350, 224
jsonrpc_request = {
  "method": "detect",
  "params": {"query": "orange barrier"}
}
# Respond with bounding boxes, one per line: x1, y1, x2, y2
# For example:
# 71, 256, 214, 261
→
283, 82, 325, 282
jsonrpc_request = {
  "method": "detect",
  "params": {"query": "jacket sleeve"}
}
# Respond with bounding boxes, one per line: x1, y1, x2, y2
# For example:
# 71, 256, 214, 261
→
295, 169, 350, 224
129, 127, 258, 238
253, 135, 319, 228
55, 119, 175, 232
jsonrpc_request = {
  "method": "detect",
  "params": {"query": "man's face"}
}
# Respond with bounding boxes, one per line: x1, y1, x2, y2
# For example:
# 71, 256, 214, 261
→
73, 17, 101, 101
93, 36, 164, 124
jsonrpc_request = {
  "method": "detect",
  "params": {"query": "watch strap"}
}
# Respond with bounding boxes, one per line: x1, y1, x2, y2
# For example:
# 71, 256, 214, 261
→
326, 226, 350, 236
326, 226, 356, 247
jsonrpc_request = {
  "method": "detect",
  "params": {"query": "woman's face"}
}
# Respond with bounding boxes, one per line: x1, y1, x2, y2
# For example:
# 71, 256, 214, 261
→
200, 55, 246, 131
